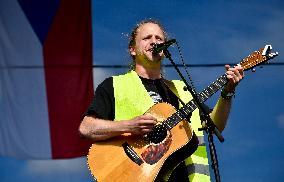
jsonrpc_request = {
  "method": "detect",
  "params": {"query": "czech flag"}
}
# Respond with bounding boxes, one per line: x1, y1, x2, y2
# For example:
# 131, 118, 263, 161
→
0, 0, 93, 159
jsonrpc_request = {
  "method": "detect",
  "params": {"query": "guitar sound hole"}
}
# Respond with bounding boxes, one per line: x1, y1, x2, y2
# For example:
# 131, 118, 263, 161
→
146, 124, 167, 144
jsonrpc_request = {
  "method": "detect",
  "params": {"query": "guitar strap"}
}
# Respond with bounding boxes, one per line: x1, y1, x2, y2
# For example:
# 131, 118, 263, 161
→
161, 78, 186, 107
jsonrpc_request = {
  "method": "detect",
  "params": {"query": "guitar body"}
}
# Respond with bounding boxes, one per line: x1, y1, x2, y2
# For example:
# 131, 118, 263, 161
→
87, 103, 198, 182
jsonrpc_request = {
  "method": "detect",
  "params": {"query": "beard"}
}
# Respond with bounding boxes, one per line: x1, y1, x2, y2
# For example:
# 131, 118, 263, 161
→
137, 50, 164, 63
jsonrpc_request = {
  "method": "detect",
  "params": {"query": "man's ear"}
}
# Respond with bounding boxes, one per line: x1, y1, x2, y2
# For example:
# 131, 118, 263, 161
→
129, 46, 136, 56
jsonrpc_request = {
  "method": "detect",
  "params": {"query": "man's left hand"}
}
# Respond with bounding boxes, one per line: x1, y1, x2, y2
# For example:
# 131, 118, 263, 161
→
224, 64, 244, 92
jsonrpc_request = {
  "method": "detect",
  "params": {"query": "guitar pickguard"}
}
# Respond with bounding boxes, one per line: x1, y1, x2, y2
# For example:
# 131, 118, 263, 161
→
141, 133, 172, 165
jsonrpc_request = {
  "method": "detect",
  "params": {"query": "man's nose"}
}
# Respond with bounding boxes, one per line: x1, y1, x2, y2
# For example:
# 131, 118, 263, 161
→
150, 42, 156, 46
150, 38, 158, 46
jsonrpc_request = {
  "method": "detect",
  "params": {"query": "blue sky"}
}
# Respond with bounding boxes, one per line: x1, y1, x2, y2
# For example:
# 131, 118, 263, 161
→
1, 0, 284, 182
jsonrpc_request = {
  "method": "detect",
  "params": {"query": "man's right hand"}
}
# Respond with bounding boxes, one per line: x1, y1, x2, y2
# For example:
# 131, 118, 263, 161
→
123, 115, 158, 135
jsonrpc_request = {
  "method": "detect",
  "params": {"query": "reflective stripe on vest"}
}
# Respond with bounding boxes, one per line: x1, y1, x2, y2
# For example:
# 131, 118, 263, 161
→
113, 71, 211, 181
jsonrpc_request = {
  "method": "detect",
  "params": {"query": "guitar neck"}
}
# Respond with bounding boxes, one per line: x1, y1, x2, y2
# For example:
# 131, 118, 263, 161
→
164, 74, 228, 129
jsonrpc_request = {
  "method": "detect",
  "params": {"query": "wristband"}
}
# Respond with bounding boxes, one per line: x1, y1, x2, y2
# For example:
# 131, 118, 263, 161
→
221, 89, 235, 99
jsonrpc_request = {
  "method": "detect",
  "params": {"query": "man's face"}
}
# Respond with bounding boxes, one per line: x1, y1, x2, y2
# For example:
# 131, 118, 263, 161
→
130, 23, 165, 66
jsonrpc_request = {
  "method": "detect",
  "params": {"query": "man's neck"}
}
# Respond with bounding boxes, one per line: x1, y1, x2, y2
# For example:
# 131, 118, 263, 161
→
135, 64, 161, 80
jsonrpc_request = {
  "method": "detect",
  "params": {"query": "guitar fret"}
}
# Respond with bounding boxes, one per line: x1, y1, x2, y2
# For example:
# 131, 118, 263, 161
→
163, 121, 171, 130
219, 75, 227, 84
204, 89, 210, 97
214, 81, 221, 88
184, 102, 193, 112
175, 114, 182, 124
211, 83, 218, 90
190, 101, 197, 109
199, 92, 206, 102
164, 118, 171, 128
175, 112, 183, 120
214, 82, 221, 89
179, 109, 188, 119
208, 85, 214, 93
163, 74, 229, 130
186, 102, 192, 111
184, 107, 192, 117
172, 113, 181, 126
166, 113, 180, 127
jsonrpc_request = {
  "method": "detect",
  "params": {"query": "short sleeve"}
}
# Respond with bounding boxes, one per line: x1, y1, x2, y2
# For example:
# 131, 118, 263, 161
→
84, 77, 114, 120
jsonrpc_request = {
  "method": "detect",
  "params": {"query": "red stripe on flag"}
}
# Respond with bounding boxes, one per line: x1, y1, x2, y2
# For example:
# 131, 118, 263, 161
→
43, 0, 93, 159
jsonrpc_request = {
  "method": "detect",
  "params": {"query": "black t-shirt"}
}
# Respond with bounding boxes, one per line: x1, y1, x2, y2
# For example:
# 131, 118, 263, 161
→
85, 76, 180, 120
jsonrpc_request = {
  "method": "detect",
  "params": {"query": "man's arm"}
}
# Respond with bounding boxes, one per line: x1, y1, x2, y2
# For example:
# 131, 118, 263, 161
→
79, 77, 157, 141
210, 64, 244, 132
79, 115, 157, 141
210, 97, 232, 131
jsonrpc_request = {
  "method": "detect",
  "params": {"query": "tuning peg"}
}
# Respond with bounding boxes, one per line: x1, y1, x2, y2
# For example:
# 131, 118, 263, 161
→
269, 52, 279, 58
262, 45, 272, 55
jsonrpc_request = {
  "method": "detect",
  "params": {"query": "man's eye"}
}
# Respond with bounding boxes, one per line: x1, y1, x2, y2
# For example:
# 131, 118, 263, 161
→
143, 36, 152, 40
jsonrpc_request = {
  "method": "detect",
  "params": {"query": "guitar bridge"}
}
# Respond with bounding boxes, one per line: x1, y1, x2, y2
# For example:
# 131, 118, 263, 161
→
122, 142, 144, 166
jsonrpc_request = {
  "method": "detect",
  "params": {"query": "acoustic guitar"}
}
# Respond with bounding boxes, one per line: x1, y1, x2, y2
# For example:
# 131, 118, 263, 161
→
87, 45, 278, 182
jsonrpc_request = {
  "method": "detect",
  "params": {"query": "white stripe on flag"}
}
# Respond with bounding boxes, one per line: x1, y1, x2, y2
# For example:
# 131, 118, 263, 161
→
0, 0, 51, 158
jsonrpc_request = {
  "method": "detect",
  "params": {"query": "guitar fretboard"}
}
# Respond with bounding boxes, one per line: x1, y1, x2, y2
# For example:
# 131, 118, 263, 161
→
163, 74, 228, 130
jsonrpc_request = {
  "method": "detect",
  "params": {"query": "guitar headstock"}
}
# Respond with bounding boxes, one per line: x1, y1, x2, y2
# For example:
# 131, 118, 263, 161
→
240, 45, 278, 71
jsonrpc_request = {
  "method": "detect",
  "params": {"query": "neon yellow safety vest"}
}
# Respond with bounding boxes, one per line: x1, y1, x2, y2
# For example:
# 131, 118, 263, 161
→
113, 71, 211, 182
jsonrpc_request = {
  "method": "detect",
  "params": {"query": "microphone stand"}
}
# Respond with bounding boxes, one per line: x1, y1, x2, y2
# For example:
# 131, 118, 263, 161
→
163, 49, 223, 182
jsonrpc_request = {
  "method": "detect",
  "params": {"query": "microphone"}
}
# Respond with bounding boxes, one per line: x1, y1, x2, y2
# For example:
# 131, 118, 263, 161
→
152, 39, 176, 54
